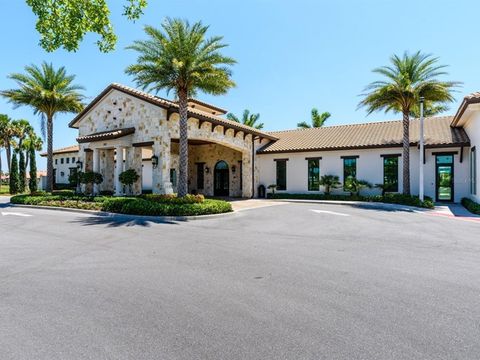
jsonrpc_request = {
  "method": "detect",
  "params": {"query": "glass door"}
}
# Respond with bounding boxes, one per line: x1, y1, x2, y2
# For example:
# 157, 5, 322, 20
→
436, 155, 454, 202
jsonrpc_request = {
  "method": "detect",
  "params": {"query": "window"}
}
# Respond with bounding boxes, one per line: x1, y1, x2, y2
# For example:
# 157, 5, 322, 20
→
471, 147, 477, 195
275, 159, 287, 190
196, 163, 204, 190
307, 159, 320, 191
170, 168, 177, 186
343, 157, 357, 190
55, 159, 58, 165
66, 157, 70, 164
383, 156, 399, 192
60, 158, 64, 164
72, 157, 75, 163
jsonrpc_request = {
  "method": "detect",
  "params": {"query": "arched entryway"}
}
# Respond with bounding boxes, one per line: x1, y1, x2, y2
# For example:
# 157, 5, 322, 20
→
214, 161, 229, 196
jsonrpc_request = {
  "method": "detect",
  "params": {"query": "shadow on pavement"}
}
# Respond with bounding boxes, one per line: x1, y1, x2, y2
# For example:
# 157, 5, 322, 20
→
70, 214, 181, 228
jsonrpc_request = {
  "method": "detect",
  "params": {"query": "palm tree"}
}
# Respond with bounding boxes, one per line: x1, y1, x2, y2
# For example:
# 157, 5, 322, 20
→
1, 62, 84, 192
297, 108, 331, 129
226, 109, 264, 129
126, 18, 236, 197
12, 119, 33, 191
0, 114, 20, 173
23, 132, 43, 171
359, 51, 460, 195
319, 175, 341, 195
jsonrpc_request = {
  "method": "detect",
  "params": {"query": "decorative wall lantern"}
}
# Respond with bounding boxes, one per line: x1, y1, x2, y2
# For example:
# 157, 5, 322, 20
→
76, 160, 83, 169
231, 165, 236, 173
151, 155, 159, 168
205, 166, 210, 174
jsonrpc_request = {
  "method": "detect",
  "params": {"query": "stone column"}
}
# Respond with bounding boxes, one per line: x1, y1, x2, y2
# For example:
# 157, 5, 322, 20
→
152, 137, 173, 194
126, 146, 143, 195
92, 148, 100, 195
114, 146, 124, 196
242, 150, 253, 198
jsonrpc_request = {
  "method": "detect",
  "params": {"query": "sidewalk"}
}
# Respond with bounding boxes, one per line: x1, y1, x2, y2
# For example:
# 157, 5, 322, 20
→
430, 203, 480, 221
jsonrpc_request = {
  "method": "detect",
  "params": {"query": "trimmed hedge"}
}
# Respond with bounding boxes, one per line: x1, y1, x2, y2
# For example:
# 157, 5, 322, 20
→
11, 194, 232, 216
268, 192, 434, 209
461, 197, 480, 215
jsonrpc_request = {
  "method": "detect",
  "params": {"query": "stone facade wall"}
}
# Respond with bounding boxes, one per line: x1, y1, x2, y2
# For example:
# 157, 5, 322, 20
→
75, 89, 257, 196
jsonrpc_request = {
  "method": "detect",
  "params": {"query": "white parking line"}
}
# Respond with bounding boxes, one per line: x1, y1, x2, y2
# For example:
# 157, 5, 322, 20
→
310, 209, 350, 217
1, 212, 33, 217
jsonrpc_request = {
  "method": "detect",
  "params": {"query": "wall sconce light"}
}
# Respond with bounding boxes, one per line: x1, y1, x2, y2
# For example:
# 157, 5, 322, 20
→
151, 155, 159, 168
60, 171, 65, 177
76, 160, 83, 169
205, 166, 210, 174
231, 165, 236, 173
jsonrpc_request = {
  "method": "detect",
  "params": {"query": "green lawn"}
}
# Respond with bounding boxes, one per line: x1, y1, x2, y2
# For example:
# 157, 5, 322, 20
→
0, 184, 10, 195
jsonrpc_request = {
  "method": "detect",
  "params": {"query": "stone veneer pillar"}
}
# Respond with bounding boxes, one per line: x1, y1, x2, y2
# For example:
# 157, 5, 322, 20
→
114, 146, 124, 196
152, 138, 173, 194
92, 148, 100, 195
126, 146, 143, 195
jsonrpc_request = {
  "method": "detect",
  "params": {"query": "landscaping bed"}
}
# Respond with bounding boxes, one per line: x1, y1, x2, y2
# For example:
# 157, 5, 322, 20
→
10, 192, 233, 216
461, 197, 480, 215
267, 192, 434, 209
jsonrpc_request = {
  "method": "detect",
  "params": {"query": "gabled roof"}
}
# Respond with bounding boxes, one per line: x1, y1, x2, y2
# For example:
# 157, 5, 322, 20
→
77, 127, 135, 143
186, 98, 228, 115
68, 83, 277, 140
451, 92, 480, 127
258, 116, 470, 154
40, 145, 79, 157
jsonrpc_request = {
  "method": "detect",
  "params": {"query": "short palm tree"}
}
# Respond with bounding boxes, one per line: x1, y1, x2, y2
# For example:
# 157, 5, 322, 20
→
0, 114, 20, 173
319, 174, 341, 195
1, 62, 84, 192
226, 109, 264, 130
126, 18, 236, 197
297, 108, 331, 129
359, 51, 460, 195
23, 131, 43, 173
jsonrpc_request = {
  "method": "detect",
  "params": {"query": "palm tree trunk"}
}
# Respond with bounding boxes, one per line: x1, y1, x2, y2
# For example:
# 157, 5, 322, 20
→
402, 110, 410, 195
46, 116, 54, 192
177, 89, 189, 197
5, 142, 11, 174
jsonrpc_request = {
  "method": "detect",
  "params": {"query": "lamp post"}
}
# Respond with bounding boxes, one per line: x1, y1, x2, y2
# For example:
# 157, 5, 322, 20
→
419, 97, 425, 201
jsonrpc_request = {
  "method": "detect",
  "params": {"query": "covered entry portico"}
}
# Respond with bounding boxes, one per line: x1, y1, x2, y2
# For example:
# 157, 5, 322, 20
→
70, 83, 277, 197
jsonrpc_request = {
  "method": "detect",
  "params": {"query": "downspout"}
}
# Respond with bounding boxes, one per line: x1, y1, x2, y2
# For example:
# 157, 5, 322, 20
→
251, 136, 255, 199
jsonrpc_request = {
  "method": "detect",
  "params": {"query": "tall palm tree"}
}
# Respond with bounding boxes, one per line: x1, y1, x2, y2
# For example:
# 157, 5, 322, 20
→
1, 62, 84, 192
126, 18, 236, 197
358, 51, 460, 195
297, 108, 331, 128
226, 109, 264, 129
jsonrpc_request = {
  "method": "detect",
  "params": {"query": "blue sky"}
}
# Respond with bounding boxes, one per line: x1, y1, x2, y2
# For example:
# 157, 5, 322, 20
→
1, 0, 479, 170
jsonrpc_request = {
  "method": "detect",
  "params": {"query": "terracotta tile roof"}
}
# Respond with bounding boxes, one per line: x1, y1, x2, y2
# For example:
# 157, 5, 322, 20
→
77, 127, 135, 143
69, 83, 277, 140
258, 116, 470, 154
451, 91, 480, 126
186, 98, 228, 115
40, 145, 79, 157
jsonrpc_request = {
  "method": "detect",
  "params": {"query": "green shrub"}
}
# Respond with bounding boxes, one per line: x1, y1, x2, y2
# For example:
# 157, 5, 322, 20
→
267, 192, 434, 209
9, 152, 19, 194
462, 198, 480, 215
119, 169, 140, 194
141, 193, 205, 204
51, 190, 75, 196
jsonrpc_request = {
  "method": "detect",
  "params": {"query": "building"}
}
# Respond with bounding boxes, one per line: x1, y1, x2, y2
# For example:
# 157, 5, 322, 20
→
40, 145, 79, 186
57, 83, 479, 203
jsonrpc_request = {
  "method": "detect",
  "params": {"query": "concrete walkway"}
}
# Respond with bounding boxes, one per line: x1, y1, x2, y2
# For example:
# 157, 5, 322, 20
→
430, 203, 480, 221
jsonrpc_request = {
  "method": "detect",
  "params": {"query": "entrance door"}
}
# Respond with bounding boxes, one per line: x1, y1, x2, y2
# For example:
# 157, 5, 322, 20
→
436, 154, 454, 202
214, 161, 229, 196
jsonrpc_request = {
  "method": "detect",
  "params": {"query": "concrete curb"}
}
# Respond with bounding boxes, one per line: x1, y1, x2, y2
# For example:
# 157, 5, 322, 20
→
267, 198, 432, 212
9, 203, 237, 221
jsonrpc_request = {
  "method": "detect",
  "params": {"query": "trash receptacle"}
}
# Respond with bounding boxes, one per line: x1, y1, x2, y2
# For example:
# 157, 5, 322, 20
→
258, 184, 266, 198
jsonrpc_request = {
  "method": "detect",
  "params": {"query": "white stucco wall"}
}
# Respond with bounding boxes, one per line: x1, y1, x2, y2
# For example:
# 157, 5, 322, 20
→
257, 146, 470, 202
463, 112, 480, 203
51, 152, 78, 184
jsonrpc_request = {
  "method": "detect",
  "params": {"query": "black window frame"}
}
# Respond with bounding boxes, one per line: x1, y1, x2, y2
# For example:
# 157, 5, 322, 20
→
275, 159, 287, 191
307, 158, 320, 191
382, 155, 399, 193
471, 147, 477, 195
342, 156, 357, 190
60, 158, 64, 164
170, 168, 177, 187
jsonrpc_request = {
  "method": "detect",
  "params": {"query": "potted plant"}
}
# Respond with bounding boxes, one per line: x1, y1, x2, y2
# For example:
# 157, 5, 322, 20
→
119, 169, 140, 195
